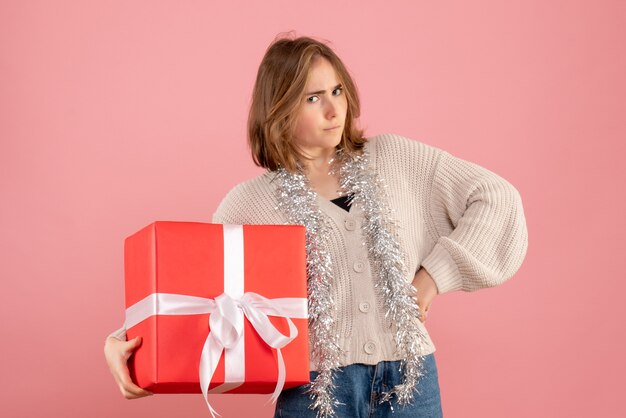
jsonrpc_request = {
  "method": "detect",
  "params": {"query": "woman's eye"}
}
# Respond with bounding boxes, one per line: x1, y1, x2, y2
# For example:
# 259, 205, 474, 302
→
306, 88, 342, 103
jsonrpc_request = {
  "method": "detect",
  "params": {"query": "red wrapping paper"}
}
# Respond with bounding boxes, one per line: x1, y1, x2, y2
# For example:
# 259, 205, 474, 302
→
124, 221, 310, 394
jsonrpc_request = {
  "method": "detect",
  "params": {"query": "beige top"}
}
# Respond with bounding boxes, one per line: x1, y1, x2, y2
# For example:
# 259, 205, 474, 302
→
110, 133, 529, 371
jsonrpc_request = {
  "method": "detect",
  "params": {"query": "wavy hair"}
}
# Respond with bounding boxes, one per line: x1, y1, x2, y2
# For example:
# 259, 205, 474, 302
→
247, 33, 367, 172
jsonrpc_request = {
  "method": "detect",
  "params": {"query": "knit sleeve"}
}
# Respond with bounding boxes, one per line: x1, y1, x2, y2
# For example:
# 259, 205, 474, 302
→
420, 149, 528, 294
212, 200, 235, 224
107, 325, 127, 341
212, 183, 246, 224
211, 173, 284, 225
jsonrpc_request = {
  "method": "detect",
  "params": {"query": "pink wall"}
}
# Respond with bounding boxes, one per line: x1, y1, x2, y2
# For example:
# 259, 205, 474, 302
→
1, 1, 624, 417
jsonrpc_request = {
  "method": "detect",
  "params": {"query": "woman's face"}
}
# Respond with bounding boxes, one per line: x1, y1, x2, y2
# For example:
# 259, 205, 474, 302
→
292, 57, 348, 159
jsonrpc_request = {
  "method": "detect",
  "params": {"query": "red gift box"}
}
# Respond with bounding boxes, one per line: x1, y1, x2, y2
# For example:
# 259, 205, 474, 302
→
123, 221, 309, 414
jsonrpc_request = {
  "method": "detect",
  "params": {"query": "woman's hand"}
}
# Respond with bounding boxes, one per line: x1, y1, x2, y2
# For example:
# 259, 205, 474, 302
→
104, 336, 153, 399
411, 267, 439, 324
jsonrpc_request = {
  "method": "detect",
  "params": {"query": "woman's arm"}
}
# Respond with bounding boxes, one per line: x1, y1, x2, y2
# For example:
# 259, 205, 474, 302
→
108, 325, 127, 341
421, 149, 529, 294
104, 334, 153, 399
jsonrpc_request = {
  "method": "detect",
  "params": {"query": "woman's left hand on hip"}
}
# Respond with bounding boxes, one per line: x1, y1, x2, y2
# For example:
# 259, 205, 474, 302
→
411, 267, 438, 323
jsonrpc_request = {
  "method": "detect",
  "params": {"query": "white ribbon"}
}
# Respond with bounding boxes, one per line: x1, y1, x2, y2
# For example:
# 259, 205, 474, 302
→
124, 224, 308, 417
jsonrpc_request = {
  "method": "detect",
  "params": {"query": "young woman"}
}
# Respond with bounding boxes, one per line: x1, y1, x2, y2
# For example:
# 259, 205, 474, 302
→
105, 34, 528, 418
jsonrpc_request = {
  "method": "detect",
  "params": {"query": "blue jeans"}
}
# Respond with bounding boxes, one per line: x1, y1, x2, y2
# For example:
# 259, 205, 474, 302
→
274, 353, 443, 417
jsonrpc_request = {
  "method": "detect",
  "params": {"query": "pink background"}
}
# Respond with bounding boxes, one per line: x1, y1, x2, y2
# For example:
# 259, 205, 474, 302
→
1, 1, 624, 417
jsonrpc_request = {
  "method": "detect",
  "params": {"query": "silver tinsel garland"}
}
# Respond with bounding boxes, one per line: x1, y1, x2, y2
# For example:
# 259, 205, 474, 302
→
273, 145, 430, 417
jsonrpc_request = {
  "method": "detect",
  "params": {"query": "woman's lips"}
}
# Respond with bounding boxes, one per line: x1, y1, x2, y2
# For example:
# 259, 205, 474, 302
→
324, 125, 340, 131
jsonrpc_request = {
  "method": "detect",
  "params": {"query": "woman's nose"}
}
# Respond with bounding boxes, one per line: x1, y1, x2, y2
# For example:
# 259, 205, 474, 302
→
324, 99, 337, 119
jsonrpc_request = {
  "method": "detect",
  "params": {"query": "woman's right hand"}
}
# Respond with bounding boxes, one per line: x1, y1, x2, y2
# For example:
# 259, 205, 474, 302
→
104, 335, 154, 399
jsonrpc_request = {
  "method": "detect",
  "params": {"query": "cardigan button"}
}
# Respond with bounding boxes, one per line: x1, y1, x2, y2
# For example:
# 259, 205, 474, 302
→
364, 341, 377, 354
344, 219, 356, 231
353, 261, 365, 273
358, 302, 371, 313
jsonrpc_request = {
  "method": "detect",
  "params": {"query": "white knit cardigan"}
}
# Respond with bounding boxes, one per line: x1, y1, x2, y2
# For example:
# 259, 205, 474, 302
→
110, 133, 529, 371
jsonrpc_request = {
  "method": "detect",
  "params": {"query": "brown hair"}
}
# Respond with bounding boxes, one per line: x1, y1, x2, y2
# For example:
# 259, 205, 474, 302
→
247, 33, 367, 172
